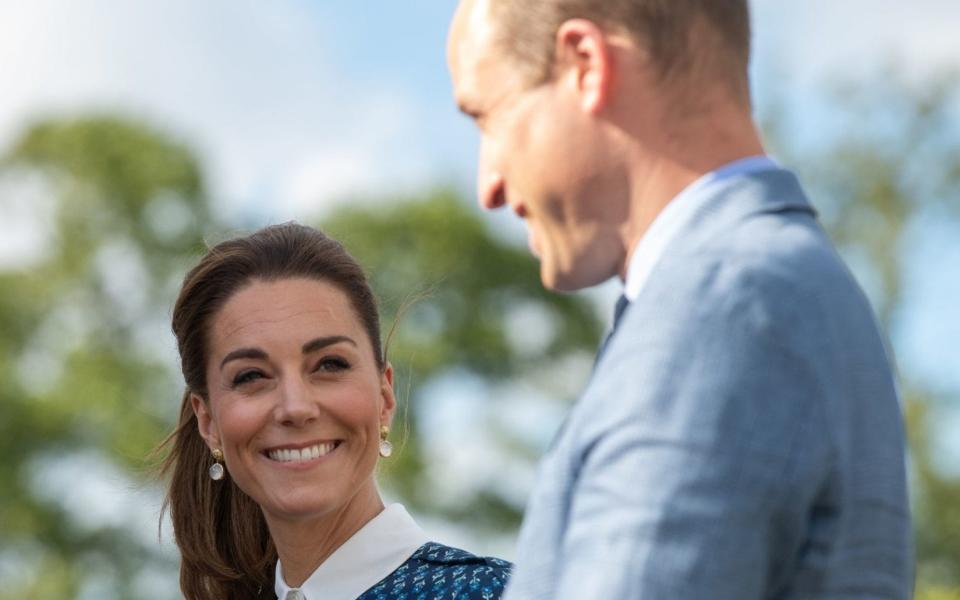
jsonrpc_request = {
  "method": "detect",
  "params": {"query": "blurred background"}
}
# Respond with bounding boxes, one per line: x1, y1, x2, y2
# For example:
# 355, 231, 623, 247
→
0, 1, 957, 598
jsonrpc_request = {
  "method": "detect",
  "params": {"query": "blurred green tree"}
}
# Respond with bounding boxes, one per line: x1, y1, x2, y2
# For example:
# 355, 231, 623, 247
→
0, 116, 211, 599
0, 116, 603, 597
320, 193, 602, 530
0, 67, 956, 598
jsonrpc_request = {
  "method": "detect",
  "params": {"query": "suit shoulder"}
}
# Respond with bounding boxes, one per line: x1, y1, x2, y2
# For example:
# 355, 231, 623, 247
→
696, 208, 854, 300
639, 214, 866, 342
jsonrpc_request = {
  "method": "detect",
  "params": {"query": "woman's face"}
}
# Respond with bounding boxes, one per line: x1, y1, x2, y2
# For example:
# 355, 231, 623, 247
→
192, 277, 394, 522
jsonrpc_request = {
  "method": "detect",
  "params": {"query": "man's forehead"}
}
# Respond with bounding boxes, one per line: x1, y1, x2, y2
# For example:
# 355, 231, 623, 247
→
449, 0, 510, 100
450, 0, 490, 42
449, 0, 497, 66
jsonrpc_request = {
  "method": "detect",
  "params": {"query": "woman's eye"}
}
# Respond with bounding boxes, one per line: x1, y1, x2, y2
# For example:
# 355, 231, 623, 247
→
315, 357, 350, 373
232, 370, 264, 386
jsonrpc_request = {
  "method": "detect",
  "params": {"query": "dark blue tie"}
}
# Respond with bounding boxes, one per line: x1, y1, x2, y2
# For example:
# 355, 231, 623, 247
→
549, 295, 632, 451
596, 294, 630, 363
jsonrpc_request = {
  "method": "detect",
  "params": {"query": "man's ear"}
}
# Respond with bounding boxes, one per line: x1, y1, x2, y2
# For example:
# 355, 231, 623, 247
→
380, 362, 397, 427
191, 392, 221, 451
554, 19, 613, 113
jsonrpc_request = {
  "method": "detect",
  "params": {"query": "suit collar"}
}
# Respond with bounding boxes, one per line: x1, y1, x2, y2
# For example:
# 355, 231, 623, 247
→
624, 158, 814, 302
665, 165, 817, 258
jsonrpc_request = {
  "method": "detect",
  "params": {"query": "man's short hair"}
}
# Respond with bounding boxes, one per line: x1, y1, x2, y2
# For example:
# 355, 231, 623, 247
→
488, 0, 751, 88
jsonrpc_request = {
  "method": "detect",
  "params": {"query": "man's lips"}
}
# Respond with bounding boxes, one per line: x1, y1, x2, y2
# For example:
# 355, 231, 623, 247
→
526, 222, 541, 257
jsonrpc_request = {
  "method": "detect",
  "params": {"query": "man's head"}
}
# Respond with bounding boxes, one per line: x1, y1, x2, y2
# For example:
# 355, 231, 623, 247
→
447, 0, 755, 291
488, 0, 750, 93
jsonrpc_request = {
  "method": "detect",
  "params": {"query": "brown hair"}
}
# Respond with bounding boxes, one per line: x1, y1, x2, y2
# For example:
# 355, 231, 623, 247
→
158, 222, 384, 599
488, 0, 751, 89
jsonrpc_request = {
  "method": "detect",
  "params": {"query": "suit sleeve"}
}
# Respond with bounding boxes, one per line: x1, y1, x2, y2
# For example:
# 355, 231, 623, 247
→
553, 263, 832, 599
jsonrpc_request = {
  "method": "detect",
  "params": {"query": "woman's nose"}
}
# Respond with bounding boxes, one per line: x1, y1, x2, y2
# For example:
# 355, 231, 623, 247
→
273, 378, 319, 427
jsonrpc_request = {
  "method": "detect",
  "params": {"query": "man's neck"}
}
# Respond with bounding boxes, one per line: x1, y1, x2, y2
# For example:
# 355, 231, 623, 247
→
617, 110, 765, 279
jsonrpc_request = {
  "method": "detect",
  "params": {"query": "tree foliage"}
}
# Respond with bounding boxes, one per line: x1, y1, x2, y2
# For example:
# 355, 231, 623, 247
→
0, 116, 602, 596
0, 116, 211, 598
0, 70, 957, 597
320, 193, 602, 526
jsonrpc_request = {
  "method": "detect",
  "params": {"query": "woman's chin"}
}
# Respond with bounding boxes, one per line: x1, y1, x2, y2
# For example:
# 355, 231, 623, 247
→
261, 490, 340, 523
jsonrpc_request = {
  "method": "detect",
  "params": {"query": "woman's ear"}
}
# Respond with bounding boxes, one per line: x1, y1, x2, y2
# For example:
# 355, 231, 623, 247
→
380, 362, 397, 427
191, 392, 221, 451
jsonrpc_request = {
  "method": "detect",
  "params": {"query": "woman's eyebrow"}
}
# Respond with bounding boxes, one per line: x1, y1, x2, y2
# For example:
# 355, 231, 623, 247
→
302, 335, 356, 355
218, 336, 357, 370
219, 347, 267, 370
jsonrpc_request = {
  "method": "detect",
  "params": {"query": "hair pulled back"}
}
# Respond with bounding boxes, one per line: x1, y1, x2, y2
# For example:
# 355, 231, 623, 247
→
159, 222, 383, 599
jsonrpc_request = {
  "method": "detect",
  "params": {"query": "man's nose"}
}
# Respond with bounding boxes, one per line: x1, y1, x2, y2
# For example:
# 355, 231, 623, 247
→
477, 138, 506, 210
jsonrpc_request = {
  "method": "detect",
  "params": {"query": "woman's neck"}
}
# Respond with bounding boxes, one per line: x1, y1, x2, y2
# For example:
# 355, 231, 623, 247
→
267, 484, 385, 588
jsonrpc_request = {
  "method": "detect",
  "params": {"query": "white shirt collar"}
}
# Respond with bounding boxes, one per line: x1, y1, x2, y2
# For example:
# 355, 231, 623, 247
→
623, 155, 779, 302
274, 503, 430, 600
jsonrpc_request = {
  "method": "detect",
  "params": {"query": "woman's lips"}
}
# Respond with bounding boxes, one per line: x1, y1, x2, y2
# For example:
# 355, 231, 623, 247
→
264, 440, 341, 464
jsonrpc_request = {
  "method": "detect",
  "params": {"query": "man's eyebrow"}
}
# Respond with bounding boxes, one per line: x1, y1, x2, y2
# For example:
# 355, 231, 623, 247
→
302, 336, 356, 355
220, 348, 267, 370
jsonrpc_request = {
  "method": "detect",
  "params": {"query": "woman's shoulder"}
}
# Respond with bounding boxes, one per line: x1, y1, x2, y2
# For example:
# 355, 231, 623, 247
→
359, 541, 512, 600
410, 541, 512, 570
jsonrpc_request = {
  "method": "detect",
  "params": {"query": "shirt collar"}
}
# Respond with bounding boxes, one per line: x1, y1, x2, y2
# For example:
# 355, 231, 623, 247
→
274, 503, 430, 600
623, 155, 779, 302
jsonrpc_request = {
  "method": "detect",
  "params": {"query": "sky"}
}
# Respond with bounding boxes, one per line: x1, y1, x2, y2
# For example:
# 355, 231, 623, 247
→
1, 2, 958, 592
2, 0, 958, 220
2, 0, 958, 391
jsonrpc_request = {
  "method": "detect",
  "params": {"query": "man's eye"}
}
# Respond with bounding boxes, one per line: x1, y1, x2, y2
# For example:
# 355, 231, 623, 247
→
315, 357, 350, 373
232, 370, 264, 386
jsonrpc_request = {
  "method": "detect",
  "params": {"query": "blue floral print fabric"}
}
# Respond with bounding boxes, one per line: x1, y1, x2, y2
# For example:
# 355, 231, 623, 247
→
355, 542, 511, 600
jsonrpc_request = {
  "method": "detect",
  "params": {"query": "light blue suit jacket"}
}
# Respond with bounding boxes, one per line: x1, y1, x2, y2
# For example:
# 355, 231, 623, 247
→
503, 168, 912, 599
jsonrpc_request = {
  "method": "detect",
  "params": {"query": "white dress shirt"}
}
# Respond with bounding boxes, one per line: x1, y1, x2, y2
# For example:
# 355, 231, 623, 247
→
623, 155, 779, 301
274, 503, 430, 600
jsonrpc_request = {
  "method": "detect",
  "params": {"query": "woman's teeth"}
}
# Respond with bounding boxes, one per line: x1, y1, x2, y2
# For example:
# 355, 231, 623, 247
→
267, 442, 337, 463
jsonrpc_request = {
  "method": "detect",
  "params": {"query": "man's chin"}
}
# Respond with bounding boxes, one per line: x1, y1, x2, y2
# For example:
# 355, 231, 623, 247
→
540, 266, 582, 293
541, 259, 615, 293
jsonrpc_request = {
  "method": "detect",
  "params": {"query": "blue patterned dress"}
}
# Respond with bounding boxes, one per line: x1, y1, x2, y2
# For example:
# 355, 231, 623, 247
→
355, 542, 511, 600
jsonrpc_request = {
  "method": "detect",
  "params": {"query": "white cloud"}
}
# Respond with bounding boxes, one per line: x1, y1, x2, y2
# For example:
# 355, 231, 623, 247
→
752, 0, 960, 85
0, 171, 57, 268
0, 0, 436, 223
2, 0, 955, 231
274, 93, 436, 221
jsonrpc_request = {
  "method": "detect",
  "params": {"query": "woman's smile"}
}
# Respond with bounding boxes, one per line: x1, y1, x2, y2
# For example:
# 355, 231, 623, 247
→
263, 440, 343, 466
